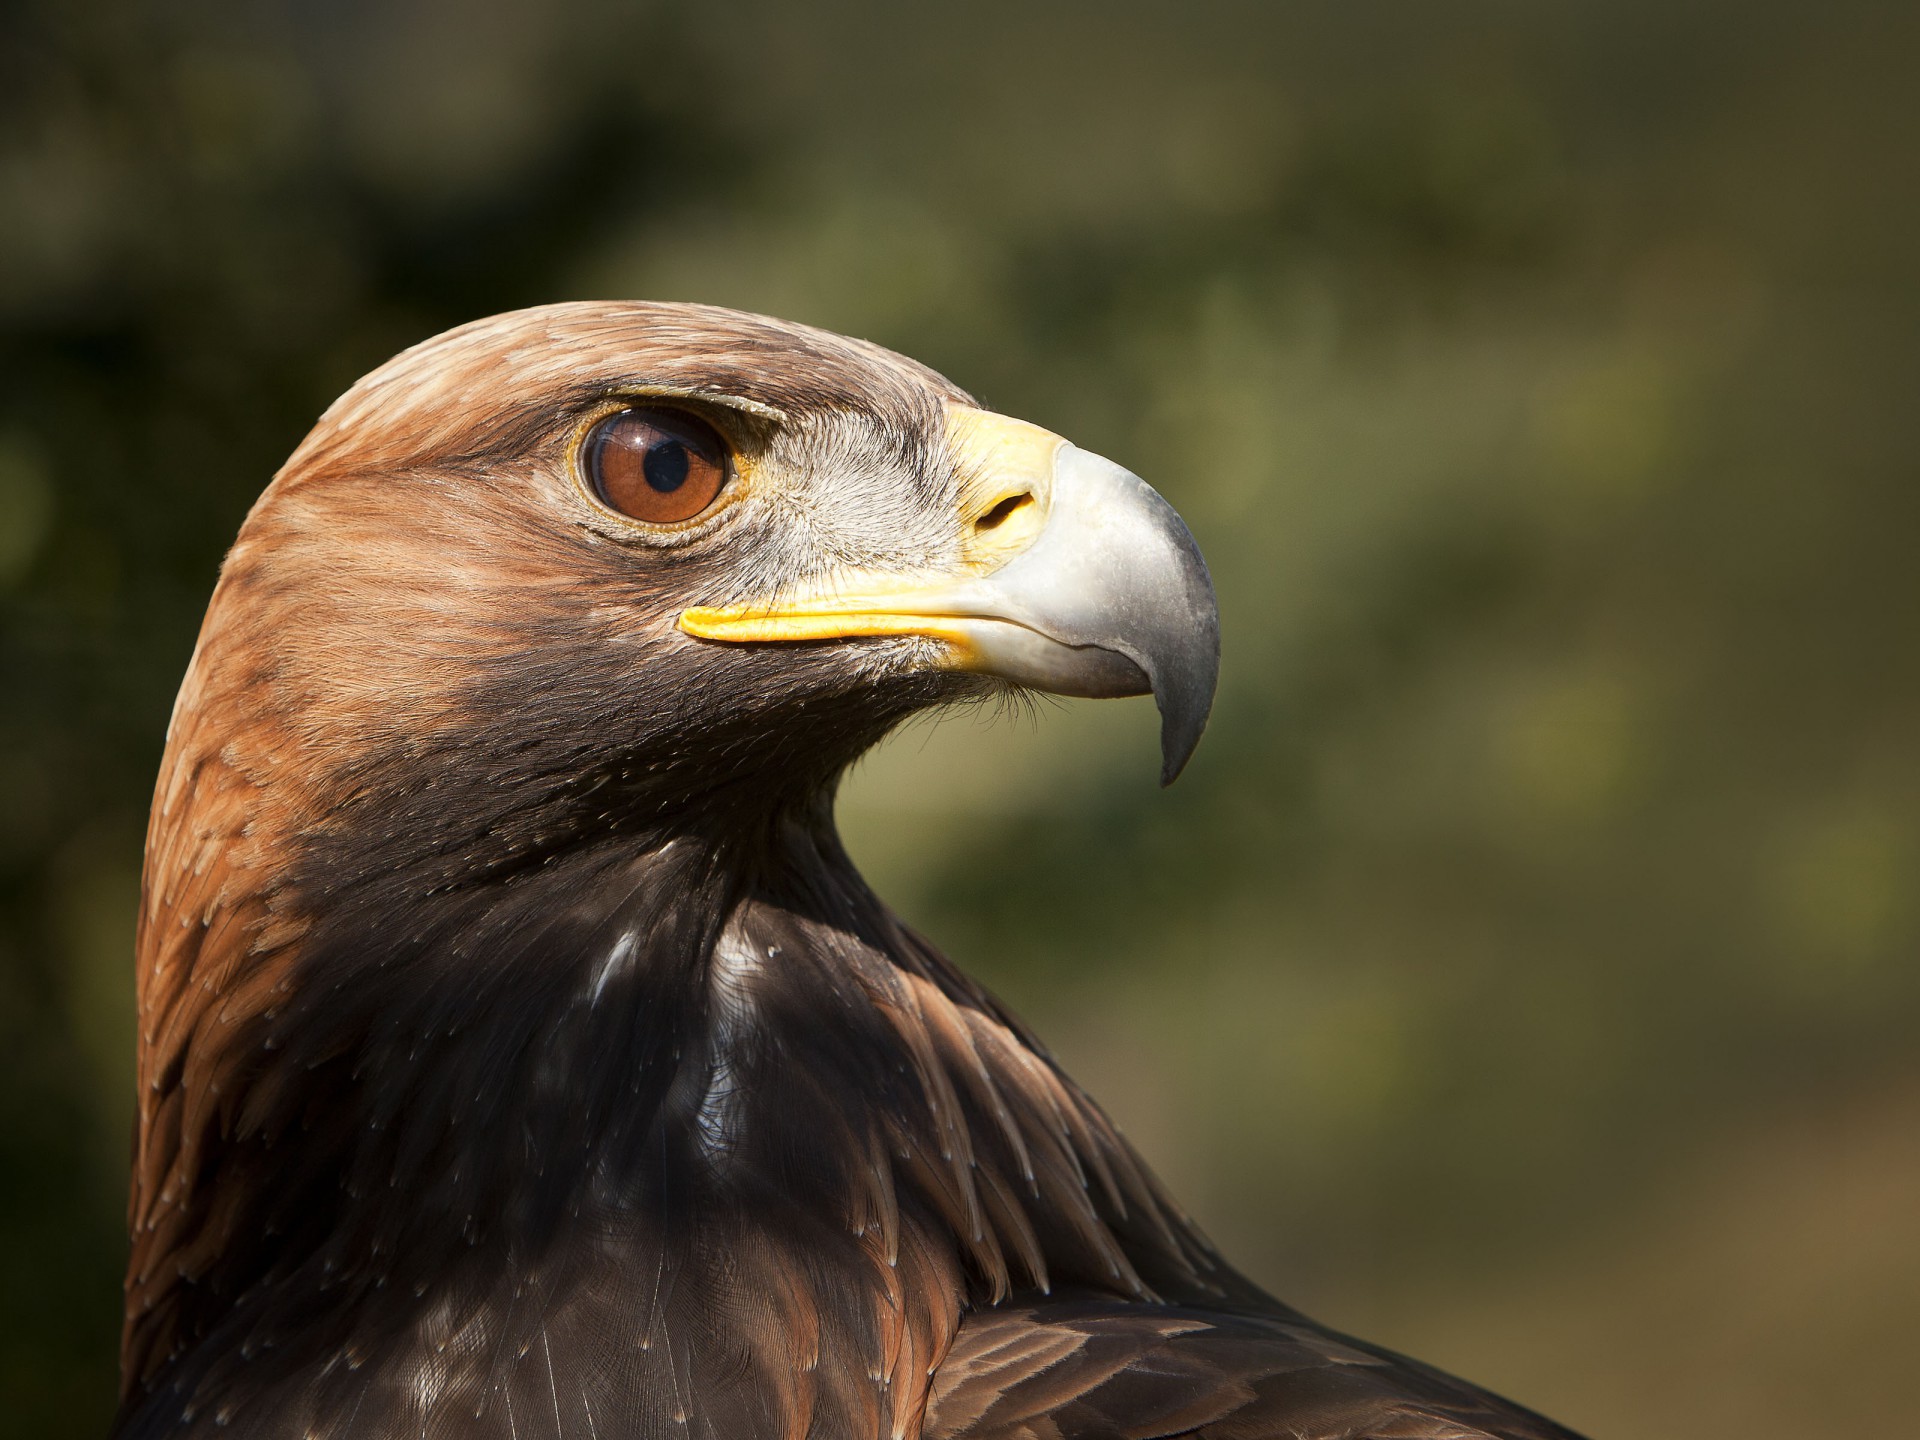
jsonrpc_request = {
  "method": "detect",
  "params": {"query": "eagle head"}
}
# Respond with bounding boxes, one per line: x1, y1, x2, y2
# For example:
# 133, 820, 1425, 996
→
183, 303, 1216, 890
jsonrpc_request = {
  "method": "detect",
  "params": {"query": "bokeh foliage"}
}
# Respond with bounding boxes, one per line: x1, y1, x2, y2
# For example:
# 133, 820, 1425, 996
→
2, 2, 1916, 1436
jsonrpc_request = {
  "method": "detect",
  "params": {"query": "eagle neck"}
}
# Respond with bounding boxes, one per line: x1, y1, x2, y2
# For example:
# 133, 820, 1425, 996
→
121, 765, 1239, 1439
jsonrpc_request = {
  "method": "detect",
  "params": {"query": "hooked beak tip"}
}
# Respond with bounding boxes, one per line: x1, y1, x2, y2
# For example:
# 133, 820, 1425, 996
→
1149, 579, 1219, 787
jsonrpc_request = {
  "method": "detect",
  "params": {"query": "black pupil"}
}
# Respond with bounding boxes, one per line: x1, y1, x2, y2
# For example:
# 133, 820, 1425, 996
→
643, 439, 689, 492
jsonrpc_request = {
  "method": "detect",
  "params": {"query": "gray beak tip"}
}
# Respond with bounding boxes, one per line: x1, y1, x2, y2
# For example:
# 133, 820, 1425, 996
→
1153, 621, 1220, 787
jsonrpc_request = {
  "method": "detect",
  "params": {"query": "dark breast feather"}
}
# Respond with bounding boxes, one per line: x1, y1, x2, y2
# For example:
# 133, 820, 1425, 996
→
120, 799, 1587, 1439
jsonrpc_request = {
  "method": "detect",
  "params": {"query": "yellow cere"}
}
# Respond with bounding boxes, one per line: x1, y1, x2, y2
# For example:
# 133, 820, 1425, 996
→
943, 404, 1061, 573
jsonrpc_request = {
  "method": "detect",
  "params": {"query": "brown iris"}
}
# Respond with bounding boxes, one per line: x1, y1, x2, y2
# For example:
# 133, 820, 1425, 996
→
583, 407, 729, 524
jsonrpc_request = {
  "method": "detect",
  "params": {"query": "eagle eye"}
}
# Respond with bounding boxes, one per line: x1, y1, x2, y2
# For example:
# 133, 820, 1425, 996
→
583, 406, 729, 524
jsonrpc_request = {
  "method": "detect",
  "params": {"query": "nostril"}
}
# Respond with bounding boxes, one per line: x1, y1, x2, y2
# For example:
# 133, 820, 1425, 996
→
975, 492, 1033, 532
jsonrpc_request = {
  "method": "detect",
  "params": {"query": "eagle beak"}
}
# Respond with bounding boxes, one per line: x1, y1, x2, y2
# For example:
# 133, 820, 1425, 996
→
679, 409, 1221, 784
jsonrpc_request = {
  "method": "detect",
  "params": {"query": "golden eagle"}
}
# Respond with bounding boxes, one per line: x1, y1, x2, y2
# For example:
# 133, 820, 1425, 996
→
119, 303, 1583, 1440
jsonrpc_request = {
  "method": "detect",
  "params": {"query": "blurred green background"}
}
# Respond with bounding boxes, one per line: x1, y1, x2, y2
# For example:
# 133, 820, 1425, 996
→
4, 1, 1917, 1435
